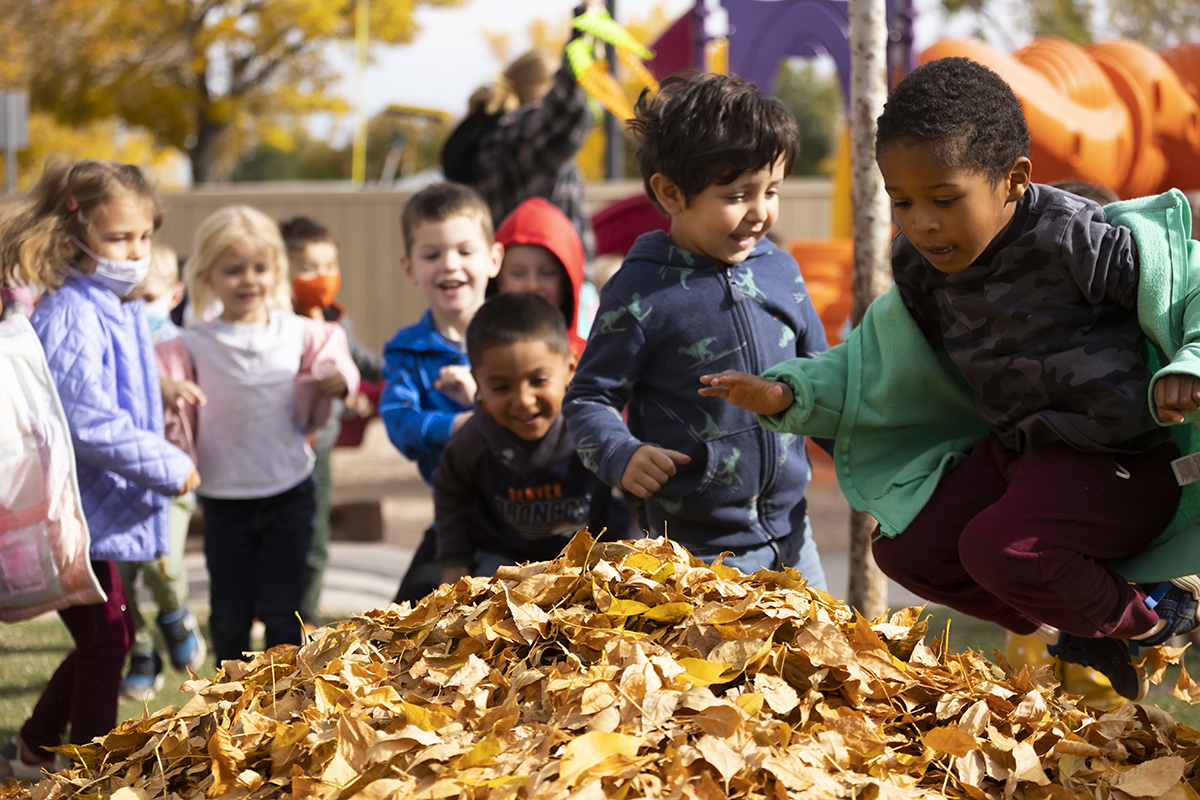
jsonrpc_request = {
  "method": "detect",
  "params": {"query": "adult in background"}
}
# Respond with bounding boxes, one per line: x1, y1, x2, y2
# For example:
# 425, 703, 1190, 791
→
442, 2, 601, 261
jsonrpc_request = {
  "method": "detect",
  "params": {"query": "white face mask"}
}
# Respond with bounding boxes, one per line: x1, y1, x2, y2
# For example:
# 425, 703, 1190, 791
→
72, 235, 151, 297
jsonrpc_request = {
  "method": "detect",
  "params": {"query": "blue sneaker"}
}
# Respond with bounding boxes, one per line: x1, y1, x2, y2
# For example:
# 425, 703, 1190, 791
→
158, 608, 207, 671
120, 651, 164, 700
1135, 575, 1200, 647
1047, 633, 1147, 701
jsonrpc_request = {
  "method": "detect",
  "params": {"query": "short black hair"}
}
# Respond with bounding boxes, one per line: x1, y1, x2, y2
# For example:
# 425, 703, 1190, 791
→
876, 57, 1031, 183
400, 182, 493, 256
467, 292, 569, 368
279, 216, 334, 254
629, 72, 801, 210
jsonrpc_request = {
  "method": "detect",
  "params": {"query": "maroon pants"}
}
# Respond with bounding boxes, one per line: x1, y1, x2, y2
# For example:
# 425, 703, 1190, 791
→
21, 561, 133, 760
872, 437, 1181, 639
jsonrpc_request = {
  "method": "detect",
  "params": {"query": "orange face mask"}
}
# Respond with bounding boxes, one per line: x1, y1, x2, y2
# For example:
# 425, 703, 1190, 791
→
292, 273, 341, 314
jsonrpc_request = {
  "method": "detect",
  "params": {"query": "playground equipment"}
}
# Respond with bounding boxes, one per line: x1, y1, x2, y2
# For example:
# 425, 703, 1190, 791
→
589, 1, 1200, 346
923, 37, 1200, 197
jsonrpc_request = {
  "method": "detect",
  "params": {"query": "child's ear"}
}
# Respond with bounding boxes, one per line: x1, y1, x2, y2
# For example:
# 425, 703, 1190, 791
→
1005, 157, 1033, 202
399, 254, 418, 286
488, 242, 504, 279
649, 173, 687, 216
565, 351, 578, 381
169, 281, 186, 311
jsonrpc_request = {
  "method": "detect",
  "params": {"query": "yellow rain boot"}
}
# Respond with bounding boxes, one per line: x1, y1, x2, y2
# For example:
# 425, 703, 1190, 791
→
1005, 631, 1126, 710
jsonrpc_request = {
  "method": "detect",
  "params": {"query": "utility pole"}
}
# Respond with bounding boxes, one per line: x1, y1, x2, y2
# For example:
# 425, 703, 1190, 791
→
846, 0, 893, 619
604, 0, 624, 179
352, 0, 370, 188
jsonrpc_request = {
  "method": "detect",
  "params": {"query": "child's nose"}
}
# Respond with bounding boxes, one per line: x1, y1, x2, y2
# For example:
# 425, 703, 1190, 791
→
915, 209, 940, 232
747, 195, 768, 222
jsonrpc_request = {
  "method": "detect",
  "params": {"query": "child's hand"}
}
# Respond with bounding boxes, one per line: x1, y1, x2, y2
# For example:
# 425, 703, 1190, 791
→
1154, 374, 1200, 423
161, 378, 207, 408
177, 466, 201, 496
621, 445, 691, 499
317, 368, 349, 399
441, 565, 471, 585
435, 365, 476, 408
347, 391, 374, 418
698, 370, 795, 416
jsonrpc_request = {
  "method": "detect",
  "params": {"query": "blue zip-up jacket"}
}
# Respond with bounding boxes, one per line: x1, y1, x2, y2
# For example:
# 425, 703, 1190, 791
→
379, 310, 470, 484
30, 273, 193, 561
562, 231, 829, 549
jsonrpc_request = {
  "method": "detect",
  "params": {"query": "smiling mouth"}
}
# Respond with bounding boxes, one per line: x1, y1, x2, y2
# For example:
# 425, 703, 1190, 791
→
439, 279, 466, 291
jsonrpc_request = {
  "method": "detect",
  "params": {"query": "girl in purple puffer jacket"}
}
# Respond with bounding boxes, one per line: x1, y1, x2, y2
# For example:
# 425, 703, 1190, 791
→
1, 157, 197, 780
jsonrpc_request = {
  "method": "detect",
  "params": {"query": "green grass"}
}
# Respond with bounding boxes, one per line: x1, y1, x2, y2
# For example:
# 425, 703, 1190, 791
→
2, 604, 1199, 749
0, 608, 222, 748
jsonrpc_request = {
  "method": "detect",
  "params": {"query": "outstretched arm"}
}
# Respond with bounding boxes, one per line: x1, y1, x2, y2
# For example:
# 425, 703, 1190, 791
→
698, 370, 795, 416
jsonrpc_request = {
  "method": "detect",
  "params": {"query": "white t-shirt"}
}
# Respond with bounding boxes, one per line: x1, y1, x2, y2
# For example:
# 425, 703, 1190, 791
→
185, 311, 313, 499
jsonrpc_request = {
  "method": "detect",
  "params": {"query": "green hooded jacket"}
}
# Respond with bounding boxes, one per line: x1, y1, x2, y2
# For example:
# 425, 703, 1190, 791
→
759, 189, 1200, 582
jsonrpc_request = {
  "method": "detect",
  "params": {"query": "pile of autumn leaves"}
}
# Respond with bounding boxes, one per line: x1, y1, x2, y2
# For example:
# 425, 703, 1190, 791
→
9, 532, 1200, 800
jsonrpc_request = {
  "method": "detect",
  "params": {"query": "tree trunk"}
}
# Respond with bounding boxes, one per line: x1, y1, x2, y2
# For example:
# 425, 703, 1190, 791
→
847, 0, 893, 619
189, 115, 226, 185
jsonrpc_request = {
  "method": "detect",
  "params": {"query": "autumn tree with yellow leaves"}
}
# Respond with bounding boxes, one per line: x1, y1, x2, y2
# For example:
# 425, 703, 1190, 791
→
0, 0, 464, 184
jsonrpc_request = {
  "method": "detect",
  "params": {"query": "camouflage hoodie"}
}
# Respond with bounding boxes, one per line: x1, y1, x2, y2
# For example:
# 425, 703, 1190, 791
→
892, 183, 1165, 453
562, 231, 829, 550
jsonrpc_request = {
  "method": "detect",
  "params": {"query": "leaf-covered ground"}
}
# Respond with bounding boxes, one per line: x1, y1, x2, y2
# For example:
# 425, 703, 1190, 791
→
6, 532, 1200, 799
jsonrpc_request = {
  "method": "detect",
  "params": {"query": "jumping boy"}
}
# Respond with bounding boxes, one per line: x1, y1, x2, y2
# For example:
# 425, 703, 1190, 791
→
379, 183, 503, 602
562, 73, 830, 586
434, 292, 632, 582
700, 57, 1200, 701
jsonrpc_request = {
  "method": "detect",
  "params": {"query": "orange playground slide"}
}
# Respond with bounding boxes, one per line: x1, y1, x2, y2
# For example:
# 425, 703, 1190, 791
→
920, 37, 1200, 198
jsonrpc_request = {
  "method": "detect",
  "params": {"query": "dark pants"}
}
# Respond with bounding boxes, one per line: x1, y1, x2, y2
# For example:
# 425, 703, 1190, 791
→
201, 477, 316, 664
873, 436, 1181, 639
393, 526, 441, 604
22, 561, 133, 760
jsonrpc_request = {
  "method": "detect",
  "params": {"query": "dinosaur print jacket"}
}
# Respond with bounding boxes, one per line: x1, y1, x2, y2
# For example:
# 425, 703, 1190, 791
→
563, 231, 829, 550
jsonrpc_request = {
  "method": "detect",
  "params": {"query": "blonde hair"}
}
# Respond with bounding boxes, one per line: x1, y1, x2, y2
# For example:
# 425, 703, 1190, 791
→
468, 48, 560, 115
148, 241, 180, 286
0, 156, 162, 293
185, 205, 291, 316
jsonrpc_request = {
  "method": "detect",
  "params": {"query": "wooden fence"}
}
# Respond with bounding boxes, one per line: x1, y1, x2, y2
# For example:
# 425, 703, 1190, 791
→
158, 178, 834, 351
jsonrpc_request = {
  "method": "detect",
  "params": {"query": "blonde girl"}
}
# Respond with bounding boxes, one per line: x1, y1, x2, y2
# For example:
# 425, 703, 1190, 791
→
2, 157, 198, 779
164, 205, 358, 664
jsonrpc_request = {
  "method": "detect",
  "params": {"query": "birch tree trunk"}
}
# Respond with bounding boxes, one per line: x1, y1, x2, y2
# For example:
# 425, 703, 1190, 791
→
847, 0, 893, 619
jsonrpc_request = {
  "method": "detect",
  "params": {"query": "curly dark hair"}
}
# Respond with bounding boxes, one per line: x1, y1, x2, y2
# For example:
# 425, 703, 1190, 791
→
875, 57, 1031, 183
629, 72, 801, 210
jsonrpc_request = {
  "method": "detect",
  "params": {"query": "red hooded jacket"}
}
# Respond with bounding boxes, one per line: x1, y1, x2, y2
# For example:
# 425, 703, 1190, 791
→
494, 197, 587, 357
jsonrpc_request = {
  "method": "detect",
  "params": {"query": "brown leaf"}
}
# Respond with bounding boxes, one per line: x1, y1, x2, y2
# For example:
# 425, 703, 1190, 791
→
1107, 756, 1188, 797
923, 726, 980, 758
695, 734, 745, 784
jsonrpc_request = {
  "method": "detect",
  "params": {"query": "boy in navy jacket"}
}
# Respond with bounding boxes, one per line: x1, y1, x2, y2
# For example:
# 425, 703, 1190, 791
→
562, 74, 829, 585
435, 292, 631, 581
